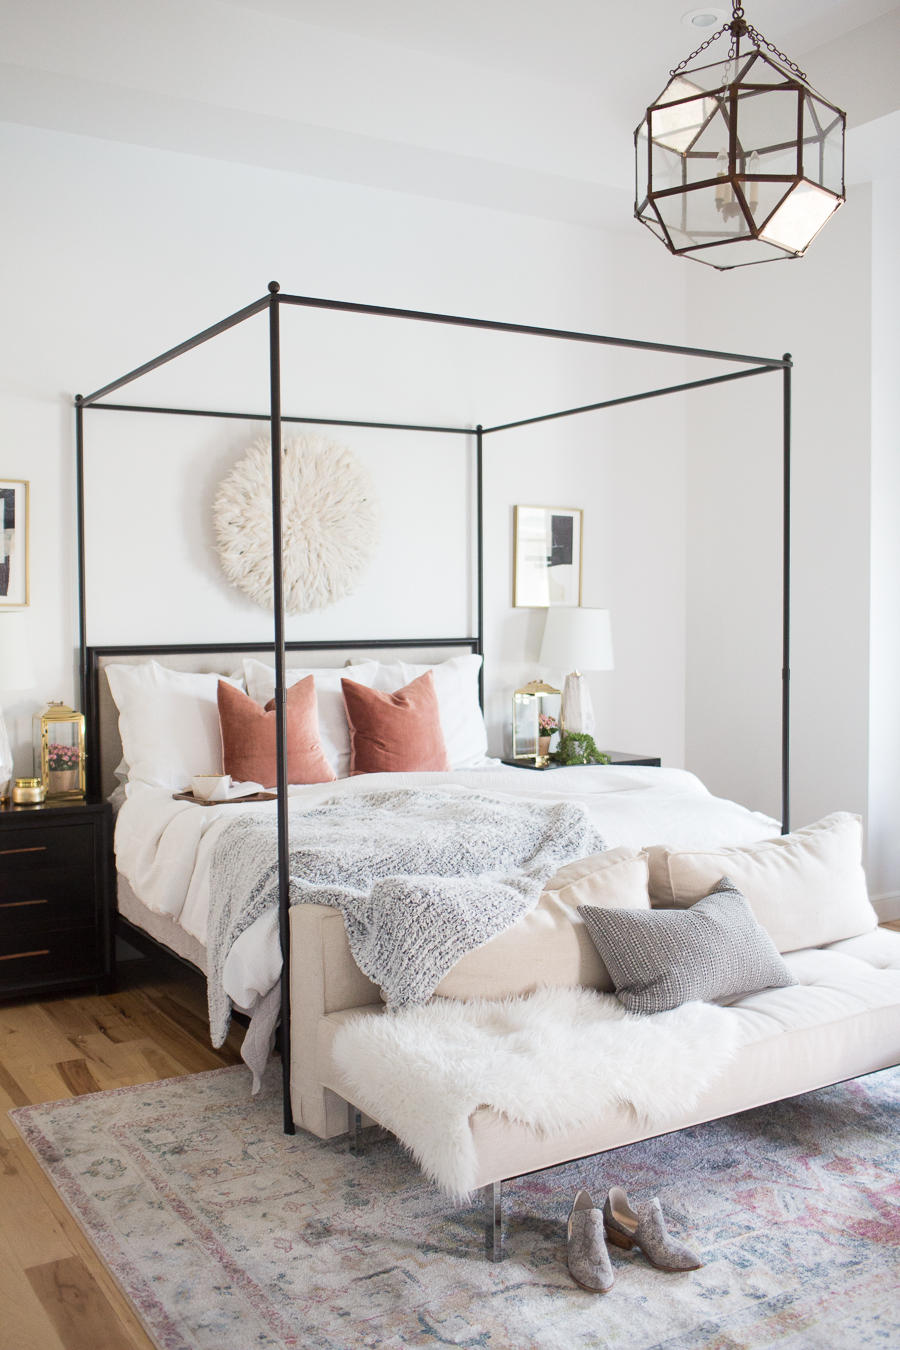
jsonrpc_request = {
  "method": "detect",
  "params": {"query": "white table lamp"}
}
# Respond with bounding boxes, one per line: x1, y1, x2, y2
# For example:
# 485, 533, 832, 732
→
539, 607, 613, 737
0, 612, 36, 799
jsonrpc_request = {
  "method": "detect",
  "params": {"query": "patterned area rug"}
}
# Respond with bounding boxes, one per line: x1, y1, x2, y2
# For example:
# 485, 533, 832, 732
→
10, 1063, 900, 1350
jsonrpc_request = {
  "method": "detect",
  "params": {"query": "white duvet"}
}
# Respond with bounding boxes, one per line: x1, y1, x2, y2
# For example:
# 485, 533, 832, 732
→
113, 765, 780, 1020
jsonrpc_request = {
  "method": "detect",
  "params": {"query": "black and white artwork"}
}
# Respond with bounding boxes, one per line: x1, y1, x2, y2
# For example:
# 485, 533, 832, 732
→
0, 481, 28, 607
513, 505, 582, 607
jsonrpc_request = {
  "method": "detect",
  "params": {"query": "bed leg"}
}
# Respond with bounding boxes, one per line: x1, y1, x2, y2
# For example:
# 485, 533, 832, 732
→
484, 1181, 503, 1262
348, 1102, 363, 1157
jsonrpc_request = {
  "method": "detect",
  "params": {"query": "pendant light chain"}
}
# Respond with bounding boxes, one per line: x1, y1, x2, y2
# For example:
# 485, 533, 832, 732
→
670, 0, 808, 83
669, 24, 728, 78
741, 22, 808, 82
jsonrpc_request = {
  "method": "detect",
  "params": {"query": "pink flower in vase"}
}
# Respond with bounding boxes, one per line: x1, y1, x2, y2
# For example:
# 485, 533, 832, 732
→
48, 743, 81, 773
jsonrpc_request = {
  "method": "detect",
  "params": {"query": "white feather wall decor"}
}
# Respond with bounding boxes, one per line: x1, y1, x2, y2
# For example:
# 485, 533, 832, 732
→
212, 433, 381, 614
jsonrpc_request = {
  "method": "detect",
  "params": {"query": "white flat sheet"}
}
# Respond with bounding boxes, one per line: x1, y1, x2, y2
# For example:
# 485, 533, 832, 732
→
114, 766, 780, 1015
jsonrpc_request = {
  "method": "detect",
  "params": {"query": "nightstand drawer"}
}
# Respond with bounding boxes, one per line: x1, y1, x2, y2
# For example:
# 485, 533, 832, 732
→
0, 801, 113, 998
0, 862, 94, 908
0, 823, 94, 872
0, 926, 100, 986
0, 884, 97, 934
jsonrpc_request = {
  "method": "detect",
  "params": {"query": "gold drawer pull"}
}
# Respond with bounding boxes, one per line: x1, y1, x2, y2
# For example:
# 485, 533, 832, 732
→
0, 949, 50, 961
0, 899, 48, 909
0, 846, 47, 856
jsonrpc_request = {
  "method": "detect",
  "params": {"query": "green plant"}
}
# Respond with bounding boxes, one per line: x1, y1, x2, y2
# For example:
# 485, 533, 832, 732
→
550, 731, 611, 767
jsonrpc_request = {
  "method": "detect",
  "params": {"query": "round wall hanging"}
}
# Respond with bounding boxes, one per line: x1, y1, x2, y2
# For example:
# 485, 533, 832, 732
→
212, 433, 381, 614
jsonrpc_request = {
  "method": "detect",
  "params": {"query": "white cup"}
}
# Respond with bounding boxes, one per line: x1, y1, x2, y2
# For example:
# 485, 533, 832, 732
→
190, 774, 232, 802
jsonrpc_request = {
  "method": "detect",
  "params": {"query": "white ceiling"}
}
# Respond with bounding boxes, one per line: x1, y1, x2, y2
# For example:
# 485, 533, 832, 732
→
0, 0, 897, 229
233, 0, 897, 91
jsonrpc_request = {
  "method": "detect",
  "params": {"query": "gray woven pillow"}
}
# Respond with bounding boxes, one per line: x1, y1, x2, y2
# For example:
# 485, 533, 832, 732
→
578, 876, 798, 1014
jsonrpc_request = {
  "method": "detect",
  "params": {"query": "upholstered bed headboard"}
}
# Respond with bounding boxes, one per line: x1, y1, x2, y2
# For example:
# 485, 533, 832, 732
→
87, 641, 480, 801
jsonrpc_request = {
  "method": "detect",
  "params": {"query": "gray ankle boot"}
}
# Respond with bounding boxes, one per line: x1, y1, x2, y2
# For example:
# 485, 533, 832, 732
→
603, 1186, 702, 1271
567, 1189, 615, 1292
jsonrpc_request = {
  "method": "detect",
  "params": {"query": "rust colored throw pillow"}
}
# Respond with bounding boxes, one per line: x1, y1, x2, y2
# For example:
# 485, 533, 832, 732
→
217, 677, 337, 787
341, 670, 452, 775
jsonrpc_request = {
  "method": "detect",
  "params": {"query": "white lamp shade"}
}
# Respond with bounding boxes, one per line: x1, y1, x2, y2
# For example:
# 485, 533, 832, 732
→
0, 611, 36, 689
539, 607, 613, 672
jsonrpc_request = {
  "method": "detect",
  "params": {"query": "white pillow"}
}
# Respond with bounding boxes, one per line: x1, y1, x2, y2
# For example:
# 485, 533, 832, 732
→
645, 812, 878, 954
435, 847, 650, 1001
352, 654, 488, 768
104, 661, 244, 791
242, 659, 378, 779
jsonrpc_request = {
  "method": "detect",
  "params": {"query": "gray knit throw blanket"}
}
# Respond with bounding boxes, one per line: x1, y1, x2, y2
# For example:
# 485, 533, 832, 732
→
206, 787, 604, 1051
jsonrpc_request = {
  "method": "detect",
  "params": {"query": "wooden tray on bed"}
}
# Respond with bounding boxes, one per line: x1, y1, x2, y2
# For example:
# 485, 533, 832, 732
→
172, 790, 277, 806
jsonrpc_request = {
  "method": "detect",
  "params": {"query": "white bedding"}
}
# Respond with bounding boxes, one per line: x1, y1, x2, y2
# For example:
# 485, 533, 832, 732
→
113, 765, 780, 1019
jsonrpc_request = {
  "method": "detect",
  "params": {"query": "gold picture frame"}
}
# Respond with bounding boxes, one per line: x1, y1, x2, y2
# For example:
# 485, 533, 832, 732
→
513, 505, 583, 608
0, 480, 28, 608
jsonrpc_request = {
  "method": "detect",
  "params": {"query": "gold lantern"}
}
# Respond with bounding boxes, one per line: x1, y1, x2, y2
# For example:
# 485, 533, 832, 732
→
33, 703, 86, 801
511, 680, 561, 767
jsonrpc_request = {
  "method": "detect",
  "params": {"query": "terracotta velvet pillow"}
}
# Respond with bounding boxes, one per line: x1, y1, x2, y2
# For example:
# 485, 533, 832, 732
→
341, 670, 452, 775
217, 677, 336, 787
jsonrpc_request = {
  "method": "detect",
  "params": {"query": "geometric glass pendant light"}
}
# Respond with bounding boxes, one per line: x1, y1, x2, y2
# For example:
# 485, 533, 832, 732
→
635, 1, 846, 270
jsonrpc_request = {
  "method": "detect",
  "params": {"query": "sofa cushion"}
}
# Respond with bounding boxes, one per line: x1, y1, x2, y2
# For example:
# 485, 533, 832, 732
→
720, 929, 900, 1041
434, 846, 649, 1001
580, 877, 798, 1014
823, 927, 900, 970
645, 812, 878, 954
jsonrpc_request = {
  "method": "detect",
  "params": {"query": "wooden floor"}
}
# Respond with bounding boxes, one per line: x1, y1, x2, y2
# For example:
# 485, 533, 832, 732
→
0, 948, 246, 1350
3, 923, 900, 1349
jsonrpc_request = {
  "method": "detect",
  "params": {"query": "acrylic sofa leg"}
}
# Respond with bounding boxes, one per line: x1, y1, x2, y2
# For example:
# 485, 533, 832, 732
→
484, 1181, 503, 1262
348, 1102, 363, 1156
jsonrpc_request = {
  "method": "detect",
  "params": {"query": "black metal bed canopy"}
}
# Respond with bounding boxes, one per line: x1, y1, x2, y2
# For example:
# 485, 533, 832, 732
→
75, 282, 793, 1134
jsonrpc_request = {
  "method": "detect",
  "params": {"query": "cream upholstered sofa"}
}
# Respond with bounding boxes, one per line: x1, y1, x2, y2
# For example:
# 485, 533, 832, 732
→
288, 820, 900, 1260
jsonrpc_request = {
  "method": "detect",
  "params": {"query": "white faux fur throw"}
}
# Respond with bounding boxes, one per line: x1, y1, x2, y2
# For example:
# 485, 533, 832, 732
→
333, 985, 743, 1198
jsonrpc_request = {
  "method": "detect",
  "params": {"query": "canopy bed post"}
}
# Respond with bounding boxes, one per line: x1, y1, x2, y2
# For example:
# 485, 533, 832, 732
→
74, 285, 796, 1143
476, 424, 484, 710
75, 395, 87, 716
782, 353, 793, 835
267, 281, 295, 1134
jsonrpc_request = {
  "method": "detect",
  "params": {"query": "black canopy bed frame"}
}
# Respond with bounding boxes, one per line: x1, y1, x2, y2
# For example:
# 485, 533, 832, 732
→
75, 282, 793, 1136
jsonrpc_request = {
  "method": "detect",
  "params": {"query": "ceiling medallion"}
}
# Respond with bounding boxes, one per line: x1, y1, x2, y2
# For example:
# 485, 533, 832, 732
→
636, 0, 846, 270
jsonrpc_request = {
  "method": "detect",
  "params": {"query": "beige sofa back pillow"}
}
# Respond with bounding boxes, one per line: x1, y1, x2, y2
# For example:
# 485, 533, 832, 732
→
434, 846, 649, 1002
646, 812, 877, 954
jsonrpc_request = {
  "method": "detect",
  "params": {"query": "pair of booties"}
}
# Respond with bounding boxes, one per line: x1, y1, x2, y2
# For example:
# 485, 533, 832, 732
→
567, 1186, 703, 1293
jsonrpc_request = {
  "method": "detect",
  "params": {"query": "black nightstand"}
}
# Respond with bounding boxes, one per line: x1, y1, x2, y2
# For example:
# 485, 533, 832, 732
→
500, 751, 661, 771
0, 798, 114, 1000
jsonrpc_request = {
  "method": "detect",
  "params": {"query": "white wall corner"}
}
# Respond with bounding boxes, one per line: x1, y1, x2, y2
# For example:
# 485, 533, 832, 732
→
872, 893, 900, 923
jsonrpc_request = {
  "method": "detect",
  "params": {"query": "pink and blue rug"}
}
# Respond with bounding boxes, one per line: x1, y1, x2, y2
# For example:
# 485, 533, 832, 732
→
11, 1062, 900, 1349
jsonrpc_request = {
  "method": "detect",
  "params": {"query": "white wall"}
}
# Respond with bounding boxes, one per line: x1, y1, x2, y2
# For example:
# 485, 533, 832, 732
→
0, 120, 688, 772
682, 113, 900, 913
2, 111, 896, 892
859, 112, 900, 910
685, 190, 874, 828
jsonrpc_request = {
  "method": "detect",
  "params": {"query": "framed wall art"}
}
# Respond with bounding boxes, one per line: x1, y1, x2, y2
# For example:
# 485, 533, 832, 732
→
0, 480, 29, 608
513, 505, 582, 608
